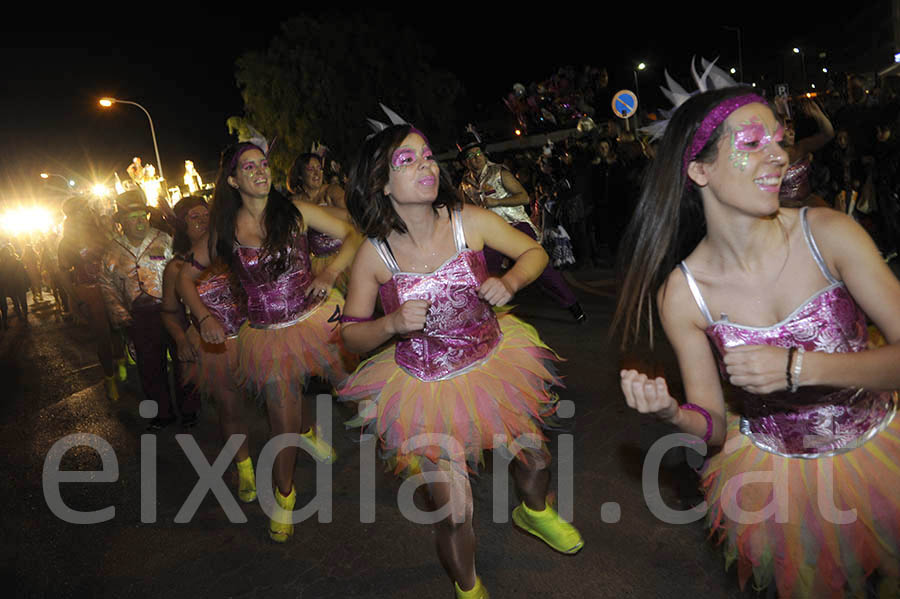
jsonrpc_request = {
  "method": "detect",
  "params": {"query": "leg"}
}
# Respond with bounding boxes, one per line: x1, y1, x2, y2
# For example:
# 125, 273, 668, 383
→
421, 459, 479, 592
76, 286, 115, 377
263, 382, 301, 497
129, 306, 175, 422
512, 447, 551, 510
511, 222, 582, 318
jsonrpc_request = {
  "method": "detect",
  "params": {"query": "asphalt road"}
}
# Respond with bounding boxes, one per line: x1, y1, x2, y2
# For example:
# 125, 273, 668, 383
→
2, 271, 754, 599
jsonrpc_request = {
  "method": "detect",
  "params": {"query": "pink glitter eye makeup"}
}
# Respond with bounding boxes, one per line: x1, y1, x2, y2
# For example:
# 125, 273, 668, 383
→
390, 147, 433, 171
733, 119, 783, 152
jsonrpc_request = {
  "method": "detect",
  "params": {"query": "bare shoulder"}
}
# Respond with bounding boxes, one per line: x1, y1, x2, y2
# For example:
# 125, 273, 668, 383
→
352, 237, 392, 285
657, 265, 708, 333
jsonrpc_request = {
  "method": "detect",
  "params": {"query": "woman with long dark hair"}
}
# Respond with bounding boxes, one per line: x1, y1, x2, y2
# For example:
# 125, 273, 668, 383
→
287, 152, 352, 294
177, 142, 359, 542
339, 124, 582, 599
613, 86, 900, 596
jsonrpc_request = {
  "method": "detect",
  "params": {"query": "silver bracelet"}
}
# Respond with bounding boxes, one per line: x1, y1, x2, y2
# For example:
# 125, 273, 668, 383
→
790, 347, 805, 393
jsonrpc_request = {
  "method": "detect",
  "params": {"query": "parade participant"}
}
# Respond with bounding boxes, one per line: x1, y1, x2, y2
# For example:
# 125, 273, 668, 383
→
99, 190, 199, 429
287, 152, 351, 294
775, 96, 834, 208
457, 134, 586, 323
340, 124, 583, 599
614, 85, 900, 597
21, 242, 43, 303
58, 197, 123, 398
163, 196, 254, 496
0, 245, 29, 329
179, 142, 358, 542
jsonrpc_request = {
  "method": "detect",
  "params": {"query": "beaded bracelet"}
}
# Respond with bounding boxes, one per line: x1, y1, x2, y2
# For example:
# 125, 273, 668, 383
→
680, 403, 713, 443
790, 347, 805, 393
785, 346, 797, 391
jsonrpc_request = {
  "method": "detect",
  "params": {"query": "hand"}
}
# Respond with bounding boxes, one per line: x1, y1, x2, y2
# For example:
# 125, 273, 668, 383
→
176, 338, 199, 362
722, 345, 790, 394
478, 277, 514, 306
199, 315, 226, 345
388, 299, 430, 335
306, 273, 335, 300
620, 370, 679, 420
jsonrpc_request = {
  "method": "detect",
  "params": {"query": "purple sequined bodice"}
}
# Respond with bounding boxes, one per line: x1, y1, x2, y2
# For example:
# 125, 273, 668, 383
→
195, 267, 247, 337
233, 232, 316, 327
379, 250, 501, 382
308, 228, 343, 257
779, 158, 811, 205
681, 208, 896, 458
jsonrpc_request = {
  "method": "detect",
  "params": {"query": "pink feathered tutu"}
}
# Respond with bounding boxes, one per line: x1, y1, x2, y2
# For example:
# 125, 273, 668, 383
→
237, 289, 357, 398
339, 313, 562, 476
700, 400, 900, 597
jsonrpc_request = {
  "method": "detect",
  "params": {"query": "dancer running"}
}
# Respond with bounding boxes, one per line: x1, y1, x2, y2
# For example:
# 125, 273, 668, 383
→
178, 142, 358, 542
457, 134, 586, 323
614, 85, 900, 597
164, 196, 255, 497
287, 152, 351, 294
340, 124, 583, 599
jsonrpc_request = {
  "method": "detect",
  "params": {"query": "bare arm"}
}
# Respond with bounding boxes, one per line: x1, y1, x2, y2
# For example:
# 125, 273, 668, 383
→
296, 200, 363, 289
161, 259, 197, 361
789, 101, 835, 161
800, 209, 900, 390
621, 271, 728, 446
484, 169, 530, 208
325, 184, 347, 209
176, 256, 227, 345
340, 241, 427, 354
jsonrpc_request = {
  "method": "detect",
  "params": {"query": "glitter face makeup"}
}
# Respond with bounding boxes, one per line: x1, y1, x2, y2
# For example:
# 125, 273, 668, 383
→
728, 117, 784, 171
390, 145, 433, 171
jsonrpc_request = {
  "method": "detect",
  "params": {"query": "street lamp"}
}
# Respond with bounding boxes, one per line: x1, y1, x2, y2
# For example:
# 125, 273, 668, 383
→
633, 62, 646, 99
723, 26, 744, 82
39, 172, 76, 190
793, 47, 808, 89
98, 97, 167, 197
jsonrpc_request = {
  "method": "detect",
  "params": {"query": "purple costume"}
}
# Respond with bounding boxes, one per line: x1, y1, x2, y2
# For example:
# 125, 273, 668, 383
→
679, 207, 900, 595
778, 158, 812, 207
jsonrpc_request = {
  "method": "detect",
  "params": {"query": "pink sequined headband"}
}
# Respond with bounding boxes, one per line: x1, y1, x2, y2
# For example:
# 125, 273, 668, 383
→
683, 93, 767, 176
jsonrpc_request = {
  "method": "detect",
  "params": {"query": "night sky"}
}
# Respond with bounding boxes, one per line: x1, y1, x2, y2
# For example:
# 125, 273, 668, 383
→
0, 5, 876, 207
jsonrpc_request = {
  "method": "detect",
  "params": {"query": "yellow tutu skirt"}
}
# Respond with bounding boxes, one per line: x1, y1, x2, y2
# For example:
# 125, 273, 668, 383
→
310, 252, 349, 298
237, 288, 357, 399
339, 313, 562, 476
701, 402, 900, 597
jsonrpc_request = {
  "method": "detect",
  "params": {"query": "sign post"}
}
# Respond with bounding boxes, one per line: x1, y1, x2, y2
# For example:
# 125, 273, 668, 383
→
611, 89, 638, 132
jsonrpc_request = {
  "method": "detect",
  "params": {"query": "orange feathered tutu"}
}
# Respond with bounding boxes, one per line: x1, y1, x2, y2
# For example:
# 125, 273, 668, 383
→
182, 326, 240, 397
700, 402, 900, 597
236, 288, 357, 399
339, 312, 562, 476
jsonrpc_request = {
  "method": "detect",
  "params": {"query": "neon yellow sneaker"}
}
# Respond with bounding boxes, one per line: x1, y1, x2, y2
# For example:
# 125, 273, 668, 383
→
117, 358, 128, 382
455, 577, 489, 599
511, 500, 584, 555
299, 426, 337, 464
236, 456, 257, 503
104, 375, 119, 401
268, 486, 295, 543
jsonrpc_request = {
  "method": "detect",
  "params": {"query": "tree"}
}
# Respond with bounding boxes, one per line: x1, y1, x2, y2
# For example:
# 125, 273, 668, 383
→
234, 14, 463, 184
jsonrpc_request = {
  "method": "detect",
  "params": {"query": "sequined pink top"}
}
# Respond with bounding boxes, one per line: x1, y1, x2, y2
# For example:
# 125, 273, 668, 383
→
680, 207, 896, 458
194, 264, 247, 338
308, 227, 343, 257
778, 158, 812, 205
371, 209, 501, 382
233, 231, 318, 328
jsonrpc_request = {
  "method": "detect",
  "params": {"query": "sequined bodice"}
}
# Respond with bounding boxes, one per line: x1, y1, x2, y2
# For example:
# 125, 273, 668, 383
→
308, 228, 343, 257
681, 208, 896, 457
779, 158, 811, 204
195, 265, 247, 337
233, 232, 315, 327
373, 210, 501, 382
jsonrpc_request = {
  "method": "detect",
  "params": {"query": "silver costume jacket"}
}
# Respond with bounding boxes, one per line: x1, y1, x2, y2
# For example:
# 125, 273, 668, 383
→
99, 229, 173, 327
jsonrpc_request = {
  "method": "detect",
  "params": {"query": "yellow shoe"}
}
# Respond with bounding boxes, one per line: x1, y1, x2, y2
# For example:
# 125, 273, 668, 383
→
117, 358, 128, 382
104, 375, 119, 401
511, 500, 584, 555
236, 456, 257, 503
268, 486, 296, 543
455, 577, 489, 599
299, 426, 337, 464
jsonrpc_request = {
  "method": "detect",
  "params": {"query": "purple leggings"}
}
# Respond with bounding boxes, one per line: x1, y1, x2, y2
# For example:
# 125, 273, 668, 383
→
483, 221, 577, 308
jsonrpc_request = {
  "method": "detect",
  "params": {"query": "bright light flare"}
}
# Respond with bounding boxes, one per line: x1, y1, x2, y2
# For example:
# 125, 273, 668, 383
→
141, 178, 162, 208
0, 206, 56, 237
99, 98, 114, 107
637, 62, 646, 70
40, 173, 50, 179
92, 184, 110, 197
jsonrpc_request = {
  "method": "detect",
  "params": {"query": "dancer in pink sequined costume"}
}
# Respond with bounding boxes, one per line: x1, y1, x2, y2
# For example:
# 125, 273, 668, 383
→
339, 125, 583, 599
178, 142, 359, 542
614, 86, 900, 597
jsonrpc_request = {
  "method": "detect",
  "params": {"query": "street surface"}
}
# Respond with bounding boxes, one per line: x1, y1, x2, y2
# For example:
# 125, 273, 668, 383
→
3, 267, 756, 599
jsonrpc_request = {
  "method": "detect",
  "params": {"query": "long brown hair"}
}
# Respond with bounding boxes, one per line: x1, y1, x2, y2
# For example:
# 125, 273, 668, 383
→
612, 86, 759, 348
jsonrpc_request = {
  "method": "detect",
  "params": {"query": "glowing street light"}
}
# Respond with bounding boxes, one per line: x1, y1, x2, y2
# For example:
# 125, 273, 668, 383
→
637, 62, 646, 71
40, 172, 76, 189
98, 97, 167, 200
730, 67, 737, 74
92, 184, 110, 197
793, 47, 800, 54
633, 61, 647, 99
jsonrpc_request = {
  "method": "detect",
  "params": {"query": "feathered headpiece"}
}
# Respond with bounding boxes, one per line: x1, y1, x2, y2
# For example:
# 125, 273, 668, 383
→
639, 57, 741, 141
366, 103, 409, 138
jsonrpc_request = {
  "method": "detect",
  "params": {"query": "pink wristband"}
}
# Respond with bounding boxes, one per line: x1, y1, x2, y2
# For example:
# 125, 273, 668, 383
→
680, 403, 713, 443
